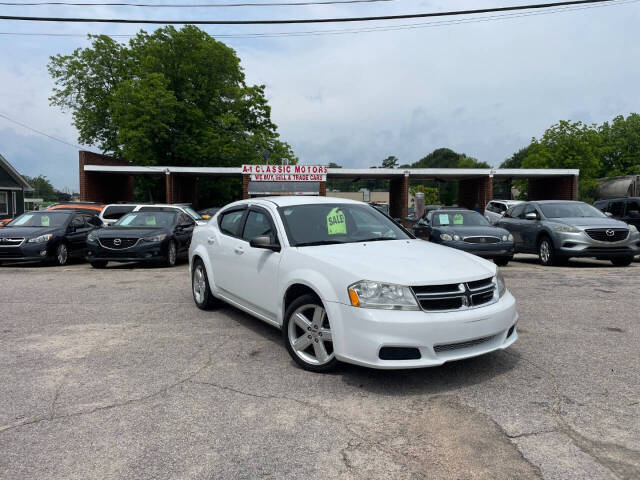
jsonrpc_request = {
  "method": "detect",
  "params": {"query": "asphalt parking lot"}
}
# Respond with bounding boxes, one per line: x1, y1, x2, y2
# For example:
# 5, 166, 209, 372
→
1, 256, 639, 480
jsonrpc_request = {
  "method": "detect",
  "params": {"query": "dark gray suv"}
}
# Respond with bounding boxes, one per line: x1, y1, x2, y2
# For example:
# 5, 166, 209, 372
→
497, 201, 640, 266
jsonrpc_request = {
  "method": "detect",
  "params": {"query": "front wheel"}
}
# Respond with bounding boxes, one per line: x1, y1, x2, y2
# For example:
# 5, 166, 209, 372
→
283, 294, 338, 372
164, 240, 177, 267
54, 243, 69, 266
494, 257, 511, 267
611, 256, 634, 267
538, 237, 558, 266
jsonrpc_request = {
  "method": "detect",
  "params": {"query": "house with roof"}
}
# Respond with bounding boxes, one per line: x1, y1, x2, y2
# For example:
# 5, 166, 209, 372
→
0, 153, 33, 221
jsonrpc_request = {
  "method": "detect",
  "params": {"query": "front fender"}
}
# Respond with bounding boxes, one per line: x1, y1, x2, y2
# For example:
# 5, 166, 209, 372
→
278, 268, 346, 323
189, 229, 217, 290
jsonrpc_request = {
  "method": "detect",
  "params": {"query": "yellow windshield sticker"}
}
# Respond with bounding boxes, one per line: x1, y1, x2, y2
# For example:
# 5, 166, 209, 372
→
453, 214, 464, 225
41, 215, 50, 227
145, 216, 157, 226
327, 207, 347, 235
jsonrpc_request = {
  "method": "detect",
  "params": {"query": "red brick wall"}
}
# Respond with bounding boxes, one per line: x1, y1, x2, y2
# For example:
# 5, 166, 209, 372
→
458, 177, 493, 210
242, 174, 250, 199
79, 151, 134, 203
319, 181, 327, 197
528, 176, 578, 201
389, 174, 409, 219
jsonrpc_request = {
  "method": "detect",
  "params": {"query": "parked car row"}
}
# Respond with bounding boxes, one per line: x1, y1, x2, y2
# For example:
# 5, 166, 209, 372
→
0, 201, 209, 268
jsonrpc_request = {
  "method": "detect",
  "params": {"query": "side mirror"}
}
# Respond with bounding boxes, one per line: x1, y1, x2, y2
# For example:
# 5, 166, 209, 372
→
605, 212, 613, 217
250, 235, 281, 252
525, 212, 538, 220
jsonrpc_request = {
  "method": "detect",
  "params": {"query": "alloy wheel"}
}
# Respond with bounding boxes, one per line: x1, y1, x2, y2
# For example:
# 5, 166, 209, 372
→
539, 240, 550, 264
287, 304, 334, 366
193, 264, 206, 304
57, 244, 68, 265
168, 242, 177, 266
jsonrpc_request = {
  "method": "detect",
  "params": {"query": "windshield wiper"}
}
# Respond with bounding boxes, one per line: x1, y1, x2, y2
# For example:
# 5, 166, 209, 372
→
357, 236, 397, 242
295, 240, 345, 247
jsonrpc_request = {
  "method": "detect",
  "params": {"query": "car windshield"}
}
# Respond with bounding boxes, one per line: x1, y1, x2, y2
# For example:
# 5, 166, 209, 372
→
7, 211, 70, 227
115, 211, 176, 227
540, 203, 607, 218
432, 211, 489, 227
279, 203, 410, 246
182, 206, 203, 221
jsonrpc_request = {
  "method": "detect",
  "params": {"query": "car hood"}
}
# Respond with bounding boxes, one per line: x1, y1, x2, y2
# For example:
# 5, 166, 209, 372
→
547, 217, 630, 229
94, 226, 168, 238
295, 239, 496, 286
0, 226, 59, 238
439, 225, 510, 237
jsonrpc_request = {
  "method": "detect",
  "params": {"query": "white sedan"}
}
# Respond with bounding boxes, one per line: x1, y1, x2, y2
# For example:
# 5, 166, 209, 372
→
189, 196, 518, 372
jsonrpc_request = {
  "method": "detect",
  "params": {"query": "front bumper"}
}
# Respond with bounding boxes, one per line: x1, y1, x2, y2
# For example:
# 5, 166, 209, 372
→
440, 240, 515, 259
0, 242, 51, 262
86, 240, 167, 263
553, 230, 640, 258
325, 291, 518, 369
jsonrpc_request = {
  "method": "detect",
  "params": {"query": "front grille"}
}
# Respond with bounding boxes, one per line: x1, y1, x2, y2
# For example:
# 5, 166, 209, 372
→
98, 238, 139, 249
434, 334, 497, 353
585, 228, 629, 242
463, 236, 500, 244
0, 237, 24, 247
411, 277, 496, 312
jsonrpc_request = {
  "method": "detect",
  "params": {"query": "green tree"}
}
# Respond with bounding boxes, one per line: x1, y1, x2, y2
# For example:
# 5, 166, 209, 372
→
48, 26, 296, 205
381, 156, 399, 169
409, 185, 439, 205
21, 175, 58, 202
598, 113, 640, 177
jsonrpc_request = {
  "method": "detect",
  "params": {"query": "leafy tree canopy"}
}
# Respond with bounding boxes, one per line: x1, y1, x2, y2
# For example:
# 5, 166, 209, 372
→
381, 156, 399, 169
21, 174, 59, 202
411, 148, 490, 169
48, 26, 296, 168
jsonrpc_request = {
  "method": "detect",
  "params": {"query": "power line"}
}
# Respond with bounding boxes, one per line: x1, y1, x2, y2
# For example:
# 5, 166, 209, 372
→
0, 0, 393, 7
0, 0, 634, 37
0, 0, 622, 24
0, 112, 85, 150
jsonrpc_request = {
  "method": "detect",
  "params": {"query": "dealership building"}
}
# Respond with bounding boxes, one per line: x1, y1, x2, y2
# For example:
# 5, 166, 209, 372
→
79, 151, 579, 219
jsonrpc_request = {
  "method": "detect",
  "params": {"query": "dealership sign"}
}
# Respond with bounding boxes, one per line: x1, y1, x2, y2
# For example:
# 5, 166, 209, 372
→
242, 164, 327, 182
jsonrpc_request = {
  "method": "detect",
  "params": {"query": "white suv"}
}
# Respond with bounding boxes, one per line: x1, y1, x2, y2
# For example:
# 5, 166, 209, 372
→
189, 196, 518, 372
484, 200, 522, 225
100, 203, 205, 227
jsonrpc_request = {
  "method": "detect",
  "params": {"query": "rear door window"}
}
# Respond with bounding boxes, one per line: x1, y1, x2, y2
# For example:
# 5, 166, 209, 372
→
521, 204, 538, 219
219, 209, 246, 237
508, 204, 525, 219
625, 199, 640, 218
608, 201, 625, 217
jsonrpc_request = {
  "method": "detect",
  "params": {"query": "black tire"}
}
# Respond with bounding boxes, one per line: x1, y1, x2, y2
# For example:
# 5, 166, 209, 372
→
164, 240, 177, 267
90, 261, 108, 269
283, 294, 339, 373
494, 257, 511, 267
611, 256, 634, 267
191, 258, 219, 310
54, 242, 69, 266
538, 236, 558, 266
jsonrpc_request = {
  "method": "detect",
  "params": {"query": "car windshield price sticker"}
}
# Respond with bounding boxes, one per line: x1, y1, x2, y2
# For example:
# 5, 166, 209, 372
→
453, 214, 464, 225
439, 214, 450, 225
145, 216, 157, 226
41, 215, 50, 227
327, 207, 347, 235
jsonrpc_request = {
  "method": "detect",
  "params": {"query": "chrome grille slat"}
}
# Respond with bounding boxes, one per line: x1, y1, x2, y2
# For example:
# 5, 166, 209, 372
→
434, 334, 497, 353
463, 236, 500, 244
98, 238, 140, 250
0, 237, 25, 247
411, 277, 496, 312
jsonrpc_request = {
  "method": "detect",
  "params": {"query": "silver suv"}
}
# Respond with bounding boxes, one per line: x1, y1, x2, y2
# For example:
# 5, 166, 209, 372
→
496, 200, 640, 266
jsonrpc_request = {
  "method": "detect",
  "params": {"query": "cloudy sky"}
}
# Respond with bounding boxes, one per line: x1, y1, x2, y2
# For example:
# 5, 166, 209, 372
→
0, 0, 639, 190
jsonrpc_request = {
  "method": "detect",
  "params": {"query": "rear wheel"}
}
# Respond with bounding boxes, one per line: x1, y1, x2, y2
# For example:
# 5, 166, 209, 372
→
90, 261, 108, 269
192, 259, 219, 310
54, 243, 69, 266
494, 257, 511, 266
283, 294, 338, 373
164, 240, 177, 267
611, 256, 634, 267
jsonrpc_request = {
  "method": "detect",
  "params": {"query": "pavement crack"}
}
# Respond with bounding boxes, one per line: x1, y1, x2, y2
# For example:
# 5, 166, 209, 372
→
0, 353, 212, 435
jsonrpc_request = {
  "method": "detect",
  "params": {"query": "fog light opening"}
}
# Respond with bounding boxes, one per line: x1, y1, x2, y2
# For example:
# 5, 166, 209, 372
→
379, 347, 421, 360
507, 324, 516, 338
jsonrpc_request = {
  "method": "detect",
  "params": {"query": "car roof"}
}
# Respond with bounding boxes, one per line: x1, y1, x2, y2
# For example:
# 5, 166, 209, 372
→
531, 200, 584, 204
493, 200, 522, 204
240, 196, 364, 208
432, 209, 476, 214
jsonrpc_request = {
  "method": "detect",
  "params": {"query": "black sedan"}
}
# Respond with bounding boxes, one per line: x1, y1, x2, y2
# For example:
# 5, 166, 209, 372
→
412, 209, 515, 266
86, 210, 195, 268
0, 210, 102, 266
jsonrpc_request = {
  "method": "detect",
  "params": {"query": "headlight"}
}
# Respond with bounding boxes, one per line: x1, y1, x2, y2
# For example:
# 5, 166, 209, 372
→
87, 232, 96, 242
440, 233, 453, 241
553, 224, 580, 233
508, 233, 514, 241
629, 224, 638, 233
143, 234, 167, 242
27, 233, 52, 244
496, 270, 507, 298
348, 281, 420, 311
502, 235, 508, 241
453, 234, 461, 241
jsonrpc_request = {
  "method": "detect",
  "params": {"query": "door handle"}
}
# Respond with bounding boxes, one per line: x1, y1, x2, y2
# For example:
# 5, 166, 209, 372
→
234, 246, 244, 255
207, 237, 215, 245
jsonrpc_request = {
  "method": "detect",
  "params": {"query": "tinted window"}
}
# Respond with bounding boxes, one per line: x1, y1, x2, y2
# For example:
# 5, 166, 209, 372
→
608, 201, 625, 217
139, 206, 179, 213
103, 205, 135, 220
84, 215, 102, 227
219, 210, 246, 237
178, 213, 195, 226
496, 203, 508, 213
593, 200, 608, 212
522, 204, 538, 219
508, 204, 525, 218
243, 210, 276, 243
115, 211, 176, 227
71, 216, 85, 228
626, 199, 640, 218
